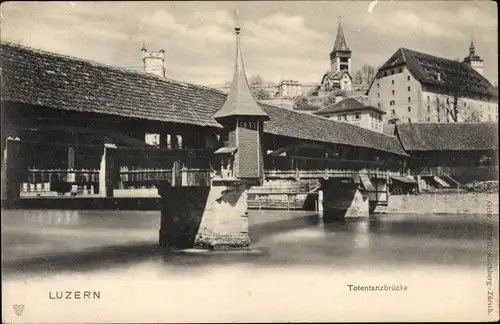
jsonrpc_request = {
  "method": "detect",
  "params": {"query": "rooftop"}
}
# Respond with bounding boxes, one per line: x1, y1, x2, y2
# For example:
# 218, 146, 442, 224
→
314, 96, 386, 116
331, 20, 351, 54
1, 41, 407, 156
323, 70, 351, 81
377, 48, 497, 100
395, 122, 499, 151
212, 25, 269, 121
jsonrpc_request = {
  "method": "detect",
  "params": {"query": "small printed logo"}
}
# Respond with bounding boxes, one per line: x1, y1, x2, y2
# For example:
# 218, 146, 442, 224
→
13, 304, 25, 316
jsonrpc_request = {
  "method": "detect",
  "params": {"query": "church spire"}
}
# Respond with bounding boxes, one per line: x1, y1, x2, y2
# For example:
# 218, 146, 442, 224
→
469, 39, 476, 56
332, 17, 351, 53
213, 10, 269, 121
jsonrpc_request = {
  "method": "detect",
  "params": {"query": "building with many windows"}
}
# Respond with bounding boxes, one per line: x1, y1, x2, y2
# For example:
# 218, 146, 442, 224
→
314, 96, 385, 133
367, 44, 498, 124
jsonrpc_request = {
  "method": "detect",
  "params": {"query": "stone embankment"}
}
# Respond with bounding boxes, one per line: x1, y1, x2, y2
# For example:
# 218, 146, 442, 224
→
377, 192, 499, 215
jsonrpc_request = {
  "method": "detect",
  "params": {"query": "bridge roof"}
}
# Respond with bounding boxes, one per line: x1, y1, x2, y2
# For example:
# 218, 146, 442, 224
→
261, 104, 407, 155
395, 122, 499, 152
1, 42, 407, 156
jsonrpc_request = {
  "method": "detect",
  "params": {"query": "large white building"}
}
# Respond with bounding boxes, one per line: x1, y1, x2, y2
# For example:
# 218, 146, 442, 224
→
367, 43, 498, 123
314, 96, 385, 133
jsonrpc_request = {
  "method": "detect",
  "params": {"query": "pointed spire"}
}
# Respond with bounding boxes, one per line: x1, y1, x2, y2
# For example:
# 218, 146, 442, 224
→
332, 16, 351, 53
213, 10, 269, 121
469, 39, 476, 56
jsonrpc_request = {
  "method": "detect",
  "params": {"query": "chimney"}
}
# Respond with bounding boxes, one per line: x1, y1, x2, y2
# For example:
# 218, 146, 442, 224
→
142, 46, 166, 78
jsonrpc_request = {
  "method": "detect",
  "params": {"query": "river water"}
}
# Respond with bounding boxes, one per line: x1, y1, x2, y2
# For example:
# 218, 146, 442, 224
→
2, 209, 499, 322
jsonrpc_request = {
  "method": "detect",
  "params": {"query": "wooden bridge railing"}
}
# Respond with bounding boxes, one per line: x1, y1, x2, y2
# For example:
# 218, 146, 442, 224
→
264, 155, 391, 178
5, 138, 404, 199
114, 146, 212, 188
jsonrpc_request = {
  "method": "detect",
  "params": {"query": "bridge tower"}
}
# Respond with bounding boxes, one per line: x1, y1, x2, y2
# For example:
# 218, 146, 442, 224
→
212, 19, 270, 183
191, 13, 269, 250
157, 12, 269, 250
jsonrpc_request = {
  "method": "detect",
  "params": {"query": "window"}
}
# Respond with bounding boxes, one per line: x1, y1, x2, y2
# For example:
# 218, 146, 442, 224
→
392, 90, 395, 95
408, 118, 411, 123
390, 100, 395, 106
427, 117, 430, 121
377, 93, 380, 98
408, 106, 411, 112
408, 86, 411, 91
384, 71, 388, 77
377, 103, 381, 108
392, 80, 395, 85
391, 109, 395, 115
337, 116, 342, 121
427, 105, 430, 112
408, 97, 411, 103
399, 67, 403, 73
391, 69, 395, 75
407, 75, 410, 81
377, 83, 380, 88
354, 113, 361, 120
427, 96, 430, 103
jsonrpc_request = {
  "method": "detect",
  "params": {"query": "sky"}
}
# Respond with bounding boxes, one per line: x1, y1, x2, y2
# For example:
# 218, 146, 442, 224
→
1, 1, 498, 87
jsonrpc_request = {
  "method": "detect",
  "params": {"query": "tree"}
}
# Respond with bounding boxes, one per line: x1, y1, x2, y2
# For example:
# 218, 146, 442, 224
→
353, 64, 378, 85
248, 74, 271, 100
323, 89, 347, 106
293, 95, 309, 110
437, 59, 472, 122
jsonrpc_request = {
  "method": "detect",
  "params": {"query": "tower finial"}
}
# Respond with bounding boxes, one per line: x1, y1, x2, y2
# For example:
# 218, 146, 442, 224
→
469, 37, 476, 56
141, 40, 147, 51
233, 9, 241, 34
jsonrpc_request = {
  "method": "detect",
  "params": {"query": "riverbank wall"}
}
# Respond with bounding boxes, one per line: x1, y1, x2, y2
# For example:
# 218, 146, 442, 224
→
377, 193, 499, 215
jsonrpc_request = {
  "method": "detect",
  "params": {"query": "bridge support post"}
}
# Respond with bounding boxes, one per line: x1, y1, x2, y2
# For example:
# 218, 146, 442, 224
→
99, 143, 117, 198
1, 137, 27, 208
194, 178, 250, 249
157, 178, 250, 250
367, 177, 389, 213
317, 190, 324, 214
320, 178, 369, 220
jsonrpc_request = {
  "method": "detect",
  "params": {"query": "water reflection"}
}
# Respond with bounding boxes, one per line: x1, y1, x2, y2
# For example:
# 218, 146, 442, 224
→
1, 209, 498, 279
23, 210, 81, 226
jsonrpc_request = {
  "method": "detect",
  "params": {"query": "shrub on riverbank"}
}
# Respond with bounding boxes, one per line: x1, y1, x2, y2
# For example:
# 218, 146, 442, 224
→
464, 180, 499, 194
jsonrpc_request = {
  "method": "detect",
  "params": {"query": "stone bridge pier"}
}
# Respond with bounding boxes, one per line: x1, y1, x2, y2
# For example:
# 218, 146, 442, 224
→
157, 178, 251, 250
318, 177, 383, 220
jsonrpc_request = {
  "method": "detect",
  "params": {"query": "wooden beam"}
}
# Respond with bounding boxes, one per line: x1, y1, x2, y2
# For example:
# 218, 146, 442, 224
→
267, 141, 339, 157
13, 124, 151, 147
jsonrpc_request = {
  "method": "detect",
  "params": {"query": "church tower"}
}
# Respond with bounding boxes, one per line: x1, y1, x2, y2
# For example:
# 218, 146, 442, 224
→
463, 40, 484, 76
330, 18, 352, 74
